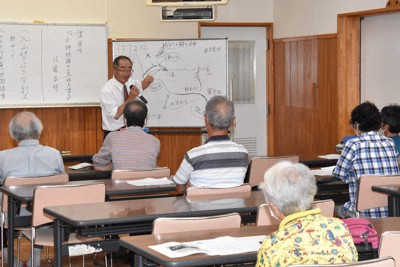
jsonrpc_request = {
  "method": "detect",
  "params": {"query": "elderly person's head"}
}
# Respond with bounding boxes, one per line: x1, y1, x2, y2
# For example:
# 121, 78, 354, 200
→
9, 111, 43, 142
259, 161, 317, 218
124, 100, 148, 128
350, 101, 381, 134
205, 95, 235, 131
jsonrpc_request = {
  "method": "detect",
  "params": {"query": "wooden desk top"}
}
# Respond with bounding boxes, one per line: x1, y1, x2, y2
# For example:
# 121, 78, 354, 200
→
64, 166, 112, 181
43, 191, 265, 227
369, 217, 400, 235
120, 225, 278, 267
0, 179, 177, 202
120, 217, 400, 267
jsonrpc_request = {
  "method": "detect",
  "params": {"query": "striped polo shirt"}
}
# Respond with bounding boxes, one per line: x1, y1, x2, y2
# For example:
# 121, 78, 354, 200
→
173, 135, 249, 188
93, 126, 160, 170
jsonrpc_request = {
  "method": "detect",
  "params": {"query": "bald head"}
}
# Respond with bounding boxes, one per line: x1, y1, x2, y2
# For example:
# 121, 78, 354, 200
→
9, 112, 43, 141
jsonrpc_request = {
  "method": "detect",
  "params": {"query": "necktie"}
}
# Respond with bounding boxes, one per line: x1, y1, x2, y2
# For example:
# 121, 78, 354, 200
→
123, 85, 128, 101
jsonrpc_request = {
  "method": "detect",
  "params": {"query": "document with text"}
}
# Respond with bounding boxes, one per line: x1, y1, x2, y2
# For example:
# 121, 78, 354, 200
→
149, 235, 266, 258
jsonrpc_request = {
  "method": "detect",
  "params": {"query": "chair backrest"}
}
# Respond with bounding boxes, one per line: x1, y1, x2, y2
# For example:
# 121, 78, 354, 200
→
357, 174, 400, 211
32, 183, 106, 227
185, 183, 251, 197
247, 155, 299, 187
379, 231, 400, 267
287, 256, 395, 267
311, 199, 335, 217
1, 173, 69, 213
111, 167, 170, 180
152, 212, 242, 235
256, 203, 280, 226
256, 199, 335, 226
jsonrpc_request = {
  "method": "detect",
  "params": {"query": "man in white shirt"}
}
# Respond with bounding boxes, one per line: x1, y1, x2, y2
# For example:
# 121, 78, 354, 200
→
100, 55, 154, 138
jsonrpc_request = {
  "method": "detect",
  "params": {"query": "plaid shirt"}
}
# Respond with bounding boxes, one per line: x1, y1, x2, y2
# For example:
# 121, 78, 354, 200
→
333, 131, 399, 217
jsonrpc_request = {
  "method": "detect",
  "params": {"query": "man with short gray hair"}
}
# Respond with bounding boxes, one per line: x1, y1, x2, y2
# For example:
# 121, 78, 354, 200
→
173, 95, 249, 194
0, 111, 64, 184
0, 111, 64, 267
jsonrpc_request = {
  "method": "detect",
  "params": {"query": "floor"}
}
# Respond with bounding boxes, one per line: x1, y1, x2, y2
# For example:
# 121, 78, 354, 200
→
4, 238, 132, 267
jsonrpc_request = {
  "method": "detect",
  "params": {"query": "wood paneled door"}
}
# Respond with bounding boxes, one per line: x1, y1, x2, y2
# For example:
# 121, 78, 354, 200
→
273, 34, 338, 158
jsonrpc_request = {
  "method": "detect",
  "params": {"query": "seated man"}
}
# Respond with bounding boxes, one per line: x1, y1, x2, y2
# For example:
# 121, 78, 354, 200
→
0, 111, 65, 267
381, 104, 400, 161
93, 100, 160, 171
173, 95, 248, 194
333, 101, 399, 218
256, 161, 358, 267
0, 111, 64, 183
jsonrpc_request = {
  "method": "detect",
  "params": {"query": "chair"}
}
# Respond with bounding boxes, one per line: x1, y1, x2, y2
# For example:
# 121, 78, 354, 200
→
152, 212, 242, 235
185, 183, 252, 197
287, 256, 395, 266
357, 174, 400, 216
379, 231, 400, 267
256, 199, 335, 226
0, 173, 69, 267
247, 155, 299, 187
17, 183, 106, 267
111, 167, 170, 180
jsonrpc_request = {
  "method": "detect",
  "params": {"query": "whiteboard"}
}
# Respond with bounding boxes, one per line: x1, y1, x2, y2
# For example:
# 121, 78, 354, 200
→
0, 23, 108, 107
113, 39, 228, 127
361, 13, 400, 109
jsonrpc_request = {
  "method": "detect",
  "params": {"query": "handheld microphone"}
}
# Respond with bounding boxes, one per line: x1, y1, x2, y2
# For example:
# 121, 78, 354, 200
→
130, 85, 148, 104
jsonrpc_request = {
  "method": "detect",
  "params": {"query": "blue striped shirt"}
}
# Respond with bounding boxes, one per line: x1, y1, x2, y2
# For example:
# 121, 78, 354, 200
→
333, 131, 399, 217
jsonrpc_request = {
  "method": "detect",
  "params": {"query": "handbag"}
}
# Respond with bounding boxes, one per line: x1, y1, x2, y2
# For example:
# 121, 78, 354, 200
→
342, 217, 379, 249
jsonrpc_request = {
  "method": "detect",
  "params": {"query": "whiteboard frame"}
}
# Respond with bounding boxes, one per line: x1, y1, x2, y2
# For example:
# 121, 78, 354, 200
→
112, 38, 229, 128
0, 22, 108, 108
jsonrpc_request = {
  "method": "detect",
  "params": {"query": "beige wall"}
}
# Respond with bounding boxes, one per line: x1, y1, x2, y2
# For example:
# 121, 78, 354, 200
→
273, 0, 387, 38
0, 0, 106, 24
0, 0, 272, 39
1, 0, 389, 39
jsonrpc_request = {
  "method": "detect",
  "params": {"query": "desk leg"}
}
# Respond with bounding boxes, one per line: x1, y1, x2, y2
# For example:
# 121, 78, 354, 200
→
388, 195, 400, 217
7, 196, 16, 267
53, 219, 63, 267
134, 254, 144, 267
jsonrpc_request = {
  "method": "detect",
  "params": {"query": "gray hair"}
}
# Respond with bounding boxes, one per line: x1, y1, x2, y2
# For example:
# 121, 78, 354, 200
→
205, 95, 234, 130
259, 161, 317, 216
9, 111, 43, 141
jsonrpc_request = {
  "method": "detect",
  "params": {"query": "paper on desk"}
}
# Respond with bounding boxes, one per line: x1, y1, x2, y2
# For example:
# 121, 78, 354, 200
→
125, 177, 174, 186
311, 165, 336, 176
318, 154, 341, 160
149, 235, 266, 258
68, 162, 93, 170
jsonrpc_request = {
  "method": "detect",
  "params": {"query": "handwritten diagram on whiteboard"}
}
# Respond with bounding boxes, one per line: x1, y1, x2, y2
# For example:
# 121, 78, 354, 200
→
0, 23, 108, 107
113, 39, 228, 127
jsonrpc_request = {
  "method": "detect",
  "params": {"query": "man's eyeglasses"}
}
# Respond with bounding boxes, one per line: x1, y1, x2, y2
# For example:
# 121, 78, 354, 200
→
114, 68, 133, 73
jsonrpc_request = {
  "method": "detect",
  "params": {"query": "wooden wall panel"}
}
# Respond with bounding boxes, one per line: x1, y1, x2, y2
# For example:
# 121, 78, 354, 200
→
273, 35, 338, 158
0, 107, 200, 174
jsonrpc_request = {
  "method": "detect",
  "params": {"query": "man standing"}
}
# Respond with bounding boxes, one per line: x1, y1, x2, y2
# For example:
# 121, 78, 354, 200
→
173, 95, 249, 194
0, 111, 64, 183
93, 100, 160, 171
100, 55, 154, 138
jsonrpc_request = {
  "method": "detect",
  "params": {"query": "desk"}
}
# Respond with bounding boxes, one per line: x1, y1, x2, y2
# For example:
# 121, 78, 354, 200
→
121, 225, 278, 267
120, 217, 400, 267
43, 191, 265, 266
371, 185, 400, 217
0, 179, 177, 267
65, 166, 111, 181
62, 154, 93, 163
